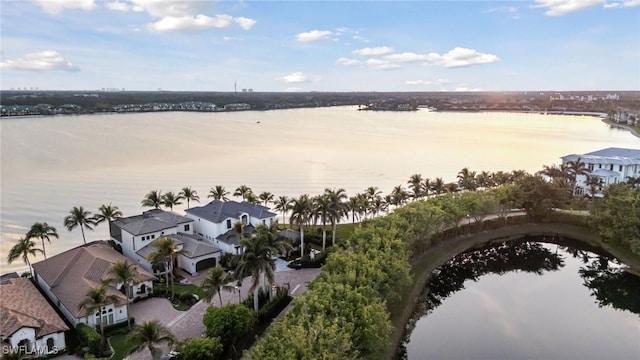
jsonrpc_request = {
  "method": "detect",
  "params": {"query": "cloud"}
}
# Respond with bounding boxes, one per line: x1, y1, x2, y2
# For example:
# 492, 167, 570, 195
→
366, 59, 400, 71
129, 0, 209, 17
284, 87, 306, 92
106, 1, 131, 11
0, 50, 80, 72
34, 0, 96, 14
532, 0, 604, 16
234, 17, 256, 30
482, 6, 520, 19
425, 47, 500, 68
406, 78, 451, 86
335, 57, 361, 66
296, 30, 333, 42
277, 72, 311, 83
603, 0, 640, 8
352, 46, 394, 56
148, 14, 236, 32
384, 52, 428, 63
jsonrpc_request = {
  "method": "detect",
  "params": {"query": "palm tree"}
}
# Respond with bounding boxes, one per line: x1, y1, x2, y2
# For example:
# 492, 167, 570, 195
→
179, 186, 200, 209
25, 222, 58, 259
586, 176, 603, 198
146, 236, 187, 299
289, 194, 312, 259
370, 196, 388, 217
256, 223, 293, 256
105, 260, 138, 330
274, 195, 291, 225
200, 266, 235, 306
7, 237, 43, 277
567, 157, 589, 195
141, 190, 163, 209
326, 188, 348, 245
348, 195, 362, 223
234, 185, 253, 201
78, 284, 120, 350
476, 171, 493, 189
390, 185, 409, 208
94, 203, 123, 236
364, 186, 382, 203
245, 192, 260, 205
128, 320, 177, 360
421, 178, 431, 198
408, 174, 423, 200
208, 185, 230, 201
258, 191, 274, 207
64, 206, 96, 245
236, 235, 277, 312
161, 191, 183, 211
313, 194, 331, 250
432, 177, 446, 195
457, 167, 478, 191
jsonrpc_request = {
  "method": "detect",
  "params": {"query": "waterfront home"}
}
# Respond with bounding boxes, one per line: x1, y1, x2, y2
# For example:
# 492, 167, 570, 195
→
561, 147, 640, 196
0, 277, 69, 357
185, 200, 277, 254
31, 241, 155, 329
111, 209, 222, 275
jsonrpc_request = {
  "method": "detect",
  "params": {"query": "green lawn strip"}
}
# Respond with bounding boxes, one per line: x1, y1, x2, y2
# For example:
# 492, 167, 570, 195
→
154, 283, 205, 298
109, 334, 138, 360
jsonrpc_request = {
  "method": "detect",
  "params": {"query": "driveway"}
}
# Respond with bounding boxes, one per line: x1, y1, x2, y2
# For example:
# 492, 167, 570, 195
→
128, 297, 182, 327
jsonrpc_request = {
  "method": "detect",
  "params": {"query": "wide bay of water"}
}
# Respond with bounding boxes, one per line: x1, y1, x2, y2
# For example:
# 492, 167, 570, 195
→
1, 107, 639, 273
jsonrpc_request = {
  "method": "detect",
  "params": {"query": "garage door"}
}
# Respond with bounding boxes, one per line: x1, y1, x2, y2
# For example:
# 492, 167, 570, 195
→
196, 258, 217, 272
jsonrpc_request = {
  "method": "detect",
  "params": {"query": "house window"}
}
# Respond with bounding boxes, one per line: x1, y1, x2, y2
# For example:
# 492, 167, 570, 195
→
46, 338, 54, 352
151, 234, 155, 239
588, 164, 594, 171
227, 219, 232, 229
184, 224, 190, 231
262, 220, 266, 225
619, 165, 623, 171
241, 215, 248, 224
610, 164, 614, 170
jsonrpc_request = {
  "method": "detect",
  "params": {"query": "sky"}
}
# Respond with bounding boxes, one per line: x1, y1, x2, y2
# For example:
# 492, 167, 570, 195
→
0, 0, 639, 92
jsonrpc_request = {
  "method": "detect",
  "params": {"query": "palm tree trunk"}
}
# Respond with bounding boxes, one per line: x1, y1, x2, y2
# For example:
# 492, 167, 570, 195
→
125, 285, 131, 330
25, 256, 33, 278
299, 226, 305, 259
322, 221, 326, 250
218, 290, 223, 307
253, 287, 259, 312
80, 226, 87, 245
331, 221, 337, 246
41, 238, 47, 259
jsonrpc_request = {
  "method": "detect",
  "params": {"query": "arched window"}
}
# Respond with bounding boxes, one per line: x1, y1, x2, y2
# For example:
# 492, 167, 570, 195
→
241, 214, 248, 224
46, 338, 55, 352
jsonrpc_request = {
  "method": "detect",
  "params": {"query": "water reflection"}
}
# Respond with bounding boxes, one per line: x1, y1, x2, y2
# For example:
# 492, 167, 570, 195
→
399, 236, 640, 360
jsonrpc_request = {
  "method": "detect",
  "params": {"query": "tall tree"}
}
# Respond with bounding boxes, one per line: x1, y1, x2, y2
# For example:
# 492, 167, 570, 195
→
128, 320, 177, 360
141, 190, 163, 209
258, 191, 274, 207
408, 173, 424, 200
255, 223, 293, 257
432, 177, 446, 195
313, 194, 332, 250
161, 191, 183, 211
146, 236, 187, 299
326, 188, 348, 246
105, 260, 139, 330
179, 186, 200, 209
94, 203, 123, 236
78, 284, 120, 350
245, 192, 260, 205
234, 185, 253, 201
208, 185, 230, 201
567, 157, 589, 195
200, 266, 235, 306
289, 194, 312, 259
274, 195, 291, 225
25, 222, 58, 259
421, 177, 432, 198
64, 206, 96, 245
457, 167, 478, 191
236, 235, 277, 312
7, 237, 43, 277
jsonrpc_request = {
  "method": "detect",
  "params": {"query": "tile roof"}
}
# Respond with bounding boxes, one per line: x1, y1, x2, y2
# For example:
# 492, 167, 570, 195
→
32, 241, 156, 318
112, 209, 193, 236
215, 224, 256, 246
185, 200, 276, 224
136, 233, 222, 259
0, 278, 69, 338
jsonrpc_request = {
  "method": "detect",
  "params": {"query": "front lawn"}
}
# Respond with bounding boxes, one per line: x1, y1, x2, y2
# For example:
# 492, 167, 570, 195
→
109, 334, 138, 360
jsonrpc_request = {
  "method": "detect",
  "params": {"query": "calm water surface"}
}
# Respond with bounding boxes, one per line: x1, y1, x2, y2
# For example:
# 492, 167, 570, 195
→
1, 107, 638, 273
403, 239, 640, 360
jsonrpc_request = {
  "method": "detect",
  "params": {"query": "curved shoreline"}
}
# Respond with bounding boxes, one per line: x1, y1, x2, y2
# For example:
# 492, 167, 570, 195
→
601, 118, 640, 139
386, 220, 639, 360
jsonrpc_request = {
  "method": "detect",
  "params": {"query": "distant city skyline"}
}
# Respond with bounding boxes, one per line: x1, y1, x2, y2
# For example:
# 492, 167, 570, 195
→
1, 0, 639, 92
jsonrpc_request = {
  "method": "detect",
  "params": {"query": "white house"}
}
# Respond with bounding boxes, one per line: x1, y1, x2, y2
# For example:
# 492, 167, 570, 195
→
32, 241, 155, 329
561, 147, 640, 196
0, 277, 69, 357
185, 200, 277, 254
111, 209, 222, 275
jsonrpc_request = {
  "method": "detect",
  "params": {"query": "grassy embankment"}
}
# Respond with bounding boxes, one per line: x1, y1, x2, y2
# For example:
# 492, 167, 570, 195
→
602, 118, 640, 138
383, 213, 640, 360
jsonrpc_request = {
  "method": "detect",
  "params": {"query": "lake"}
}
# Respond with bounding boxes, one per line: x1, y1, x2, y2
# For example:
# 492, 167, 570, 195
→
1, 107, 638, 273
401, 238, 640, 360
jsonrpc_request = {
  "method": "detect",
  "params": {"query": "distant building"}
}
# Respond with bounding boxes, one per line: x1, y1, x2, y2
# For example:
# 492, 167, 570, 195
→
561, 147, 640, 196
224, 103, 251, 111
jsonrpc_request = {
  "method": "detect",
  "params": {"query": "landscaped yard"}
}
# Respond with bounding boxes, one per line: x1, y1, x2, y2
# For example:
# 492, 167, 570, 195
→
153, 282, 205, 310
109, 334, 138, 360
